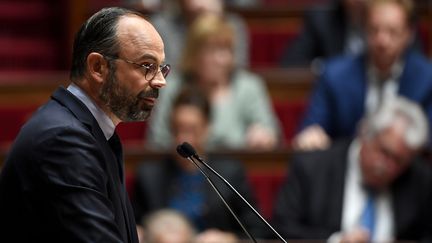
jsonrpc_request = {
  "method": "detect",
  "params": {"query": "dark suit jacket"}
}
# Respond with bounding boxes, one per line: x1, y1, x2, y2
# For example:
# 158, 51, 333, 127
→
132, 156, 267, 238
0, 87, 138, 243
272, 140, 432, 242
300, 50, 432, 141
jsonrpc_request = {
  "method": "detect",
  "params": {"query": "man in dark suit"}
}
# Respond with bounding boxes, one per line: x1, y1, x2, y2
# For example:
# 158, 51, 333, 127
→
132, 88, 266, 242
273, 96, 432, 242
0, 7, 169, 243
293, 0, 432, 151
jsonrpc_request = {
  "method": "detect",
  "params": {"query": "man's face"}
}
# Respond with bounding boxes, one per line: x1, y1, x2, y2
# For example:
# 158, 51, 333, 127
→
171, 104, 208, 152
100, 16, 167, 122
359, 120, 415, 190
366, 2, 411, 71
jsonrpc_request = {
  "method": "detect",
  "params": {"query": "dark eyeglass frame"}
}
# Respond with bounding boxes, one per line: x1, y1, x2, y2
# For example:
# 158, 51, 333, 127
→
104, 55, 170, 81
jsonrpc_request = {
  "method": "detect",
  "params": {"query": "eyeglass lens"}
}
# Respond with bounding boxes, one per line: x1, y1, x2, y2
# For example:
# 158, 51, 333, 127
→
145, 64, 170, 80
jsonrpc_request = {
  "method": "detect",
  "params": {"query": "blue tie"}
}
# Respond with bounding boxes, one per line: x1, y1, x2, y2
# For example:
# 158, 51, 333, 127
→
361, 193, 376, 240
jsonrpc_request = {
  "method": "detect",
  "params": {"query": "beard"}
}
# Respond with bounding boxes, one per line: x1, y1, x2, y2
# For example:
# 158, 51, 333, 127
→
99, 66, 158, 122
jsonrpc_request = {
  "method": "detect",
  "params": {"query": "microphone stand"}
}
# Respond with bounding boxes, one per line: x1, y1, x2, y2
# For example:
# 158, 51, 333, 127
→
184, 156, 258, 243
191, 154, 287, 243
177, 142, 287, 243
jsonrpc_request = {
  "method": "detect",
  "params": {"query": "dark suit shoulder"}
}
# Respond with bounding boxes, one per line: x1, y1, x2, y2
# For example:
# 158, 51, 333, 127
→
405, 157, 432, 184
136, 157, 175, 185
322, 55, 364, 75
208, 156, 245, 178
305, 4, 343, 24
291, 140, 351, 176
405, 50, 432, 78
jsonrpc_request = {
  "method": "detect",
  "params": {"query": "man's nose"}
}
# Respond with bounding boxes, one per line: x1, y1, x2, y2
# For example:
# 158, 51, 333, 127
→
149, 73, 167, 89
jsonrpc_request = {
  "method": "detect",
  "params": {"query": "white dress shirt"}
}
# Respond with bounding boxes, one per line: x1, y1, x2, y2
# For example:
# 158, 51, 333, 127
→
67, 83, 115, 140
365, 61, 403, 115
329, 140, 394, 242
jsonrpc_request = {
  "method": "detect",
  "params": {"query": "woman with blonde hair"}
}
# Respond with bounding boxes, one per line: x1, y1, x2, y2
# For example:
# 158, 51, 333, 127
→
146, 13, 280, 151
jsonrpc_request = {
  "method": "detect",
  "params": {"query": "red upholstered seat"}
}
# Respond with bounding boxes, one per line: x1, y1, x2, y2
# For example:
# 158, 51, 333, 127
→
0, 106, 38, 145
248, 172, 286, 219
116, 122, 148, 145
273, 100, 307, 144
249, 27, 299, 68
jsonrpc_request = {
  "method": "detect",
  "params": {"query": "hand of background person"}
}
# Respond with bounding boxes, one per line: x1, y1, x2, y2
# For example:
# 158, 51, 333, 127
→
194, 229, 238, 243
246, 124, 277, 150
292, 124, 331, 151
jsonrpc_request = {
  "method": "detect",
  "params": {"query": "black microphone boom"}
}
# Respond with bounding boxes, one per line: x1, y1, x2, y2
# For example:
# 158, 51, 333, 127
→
176, 142, 287, 243
176, 143, 258, 243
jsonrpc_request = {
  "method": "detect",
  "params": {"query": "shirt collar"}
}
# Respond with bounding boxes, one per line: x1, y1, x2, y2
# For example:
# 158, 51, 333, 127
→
67, 83, 115, 140
368, 60, 404, 83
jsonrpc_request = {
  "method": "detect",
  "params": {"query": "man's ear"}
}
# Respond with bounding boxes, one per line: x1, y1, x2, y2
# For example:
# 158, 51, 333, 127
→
86, 52, 109, 84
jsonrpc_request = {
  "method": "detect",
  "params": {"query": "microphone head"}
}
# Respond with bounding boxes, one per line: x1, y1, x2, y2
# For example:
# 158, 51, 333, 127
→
176, 144, 190, 158
176, 142, 197, 158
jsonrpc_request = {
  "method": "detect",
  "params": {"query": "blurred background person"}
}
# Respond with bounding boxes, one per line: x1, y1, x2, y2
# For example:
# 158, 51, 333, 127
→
146, 13, 280, 151
132, 87, 266, 242
273, 96, 432, 242
141, 209, 197, 243
280, 0, 424, 69
147, 0, 250, 69
293, 0, 432, 151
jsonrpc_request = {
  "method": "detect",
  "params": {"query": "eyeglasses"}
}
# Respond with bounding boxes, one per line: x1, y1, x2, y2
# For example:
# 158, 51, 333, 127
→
105, 56, 170, 81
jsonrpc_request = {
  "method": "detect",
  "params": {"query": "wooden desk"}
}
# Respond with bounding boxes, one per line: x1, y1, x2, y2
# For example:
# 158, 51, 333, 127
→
0, 144, 291, 174
122, 145, 291, 174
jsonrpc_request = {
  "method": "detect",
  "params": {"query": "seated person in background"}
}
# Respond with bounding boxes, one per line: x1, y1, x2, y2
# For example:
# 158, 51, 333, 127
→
273, 96, 432, 242
293, 0, 432, 151
133, 88, 266, 242
281, 0, 367, 67
280, 0, 424, 68
147, 13, 280, 150
141, 209, 197, 243
149, 0, 249, 68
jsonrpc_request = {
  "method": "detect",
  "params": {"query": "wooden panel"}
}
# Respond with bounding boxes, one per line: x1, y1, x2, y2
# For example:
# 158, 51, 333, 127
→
0, 144, 290, 174
255, 67, 315, 102
0, 71, 69, 106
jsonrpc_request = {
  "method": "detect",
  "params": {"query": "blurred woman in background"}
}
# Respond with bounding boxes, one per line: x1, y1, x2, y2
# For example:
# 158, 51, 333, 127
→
146, 13, 280, 151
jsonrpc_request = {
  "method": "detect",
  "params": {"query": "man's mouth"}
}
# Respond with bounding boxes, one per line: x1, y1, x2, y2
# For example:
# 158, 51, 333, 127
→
142, 97, 157, 106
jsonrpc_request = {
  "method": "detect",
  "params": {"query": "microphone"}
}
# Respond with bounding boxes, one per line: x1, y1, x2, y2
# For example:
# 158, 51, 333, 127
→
176, 142, 258, 243
176, 142, 287, 243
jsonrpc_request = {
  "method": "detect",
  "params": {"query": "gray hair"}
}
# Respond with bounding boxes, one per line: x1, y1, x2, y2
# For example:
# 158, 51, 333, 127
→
361, 96, 429, 149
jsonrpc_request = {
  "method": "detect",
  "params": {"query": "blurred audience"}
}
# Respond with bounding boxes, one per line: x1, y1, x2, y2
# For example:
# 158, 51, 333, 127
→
280, 0, 424, 68
273, 96, 432, 242
293, 0, 432, 151
125, 0, 260, 11
140, 209, 196, 243
146, 13, 280, 150
133, 87, 266, 242
148, 0, 249, 68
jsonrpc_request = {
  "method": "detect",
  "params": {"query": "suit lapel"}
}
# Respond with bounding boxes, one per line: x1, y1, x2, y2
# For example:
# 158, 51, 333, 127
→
327, 142, 349, 231
51, 86, 137, 242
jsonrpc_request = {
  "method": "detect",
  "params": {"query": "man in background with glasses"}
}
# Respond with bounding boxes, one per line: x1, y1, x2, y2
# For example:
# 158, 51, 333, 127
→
0, 7, 169, 243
